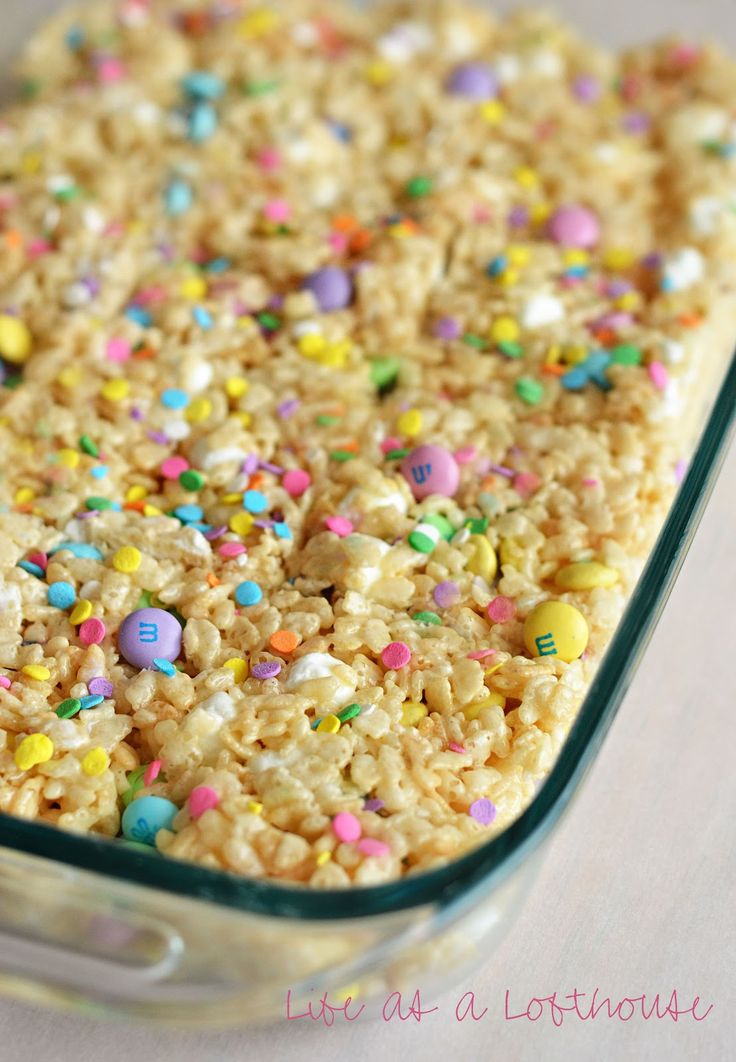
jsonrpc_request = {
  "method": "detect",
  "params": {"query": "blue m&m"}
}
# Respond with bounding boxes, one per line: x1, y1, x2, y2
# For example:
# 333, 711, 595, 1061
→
121, 796, 178, 846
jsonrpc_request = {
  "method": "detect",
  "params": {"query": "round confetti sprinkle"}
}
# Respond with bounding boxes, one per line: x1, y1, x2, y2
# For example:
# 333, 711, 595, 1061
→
0, 676, 11, 690
282, 469, 311, 497
381, 641, 412, 670
56, 698, 82, 719
548, 205, 601, 248
332, 812, 362, 843
219, 542, 247, 558
223, 657, 247, 683
79, 618, 106, 646
487, 596, 517, 623
14, 733, 54, 771
188, 785, 219, 819
433, 580, 460, 608
22, 664, 50, 682
161, 388, 189, 410
179, 469, 205, 491
82, 747, 110, 777
112, 546, 142, 573
229, 512, 255, 537
648, 361, 668, 390
363, 798, 384, 812
269, 629, 300, 654
235, 580, 263, 606
47, 581, 76, 609
515, 377, 545, 405
469, 798, 497, 825
446, 62, 498, 100
243, 489, 268, 513
252, 661, 282, 680
315, 714, 341, 733
324, 515, 353, 537
160, 456, 189, 479
88, 677, 113, 697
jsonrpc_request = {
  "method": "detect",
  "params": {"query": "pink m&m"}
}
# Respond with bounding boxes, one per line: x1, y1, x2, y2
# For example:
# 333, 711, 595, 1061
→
548, 205, 601, 249
118, 607, 182, 669
400, 444, 460, 501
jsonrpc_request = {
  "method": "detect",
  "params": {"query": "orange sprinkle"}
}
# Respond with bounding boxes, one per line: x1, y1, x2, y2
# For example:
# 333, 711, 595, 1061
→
595, 328, 617, 347
123, 500, 146, 513
269, 630, 300, 654
133, 346, 156, 360
677, 312, 703, 328
480, 475, 498, 491
248, 472, 266, 489
332, 214, 359, 234
339, 440, 360, 453
350, 230, 373, 253
542, 363, 566, 376
4, 230, 23, 250
206, 572, 220, 588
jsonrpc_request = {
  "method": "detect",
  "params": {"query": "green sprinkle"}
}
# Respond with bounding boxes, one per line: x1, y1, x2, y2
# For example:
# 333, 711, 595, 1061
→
610, 343, 642, 366
413, 611, 442, 625
315, 414, 341, 426
337, 703, 362, 722
406, 175, 433, 198
79, 434, 98, 457
21, 80, 42, 99
137, 590, 153, 609
257, 312, 280, 331
85, 496, 115, 511
702, 139, 724, 155
179, 469, 205, 491
3, 374, 22, 390
243, 79, 280, 96
330, 450, 357, 462
121, 765, 147, 808
55, 698, 82, 719
385, 448, 410, 461
498, 340, 524, 359
465, 517, 489, 534
515, 377, 544, 405
462, 333, 487, 350
54, 185, 82, 203
370, 357, 402, 393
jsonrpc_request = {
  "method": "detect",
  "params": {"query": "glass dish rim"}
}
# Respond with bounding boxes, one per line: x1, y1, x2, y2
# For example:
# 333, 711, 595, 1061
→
1, 351, 733, 921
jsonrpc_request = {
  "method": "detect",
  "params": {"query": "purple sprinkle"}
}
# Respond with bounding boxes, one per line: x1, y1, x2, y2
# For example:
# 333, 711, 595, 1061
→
147, 430, 169, 445
675, 458, 688, 484
157, 243, 175, 262
469, 798, 497, 826
204, 525, 227, 541
623, 111, 651, 134
268, 294, 284, 310
130, 407, 144, 421
363, 799, 384, 812
572, 74, 601, 103
433, 580, 460, 608
82, 276, 101, 297
252, 661, 282, 680
508, 204, 529, 229
641, 252, 663, 270
434, 317, 461, 341
233, 300, 250, 316
242, 454, 259, 475
253, 519, 274, 529
488, 463, 515, 478
75, 510, 98, 520
277, 399, 300, 419
88, 676, 113, 697
606, 279, 633, 297
259, 460, 283, 475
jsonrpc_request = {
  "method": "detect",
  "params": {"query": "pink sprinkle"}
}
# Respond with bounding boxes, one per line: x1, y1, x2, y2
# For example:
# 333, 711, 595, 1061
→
487, 596, 516, 623
381, 641, 411, 670
188, 785, 219, 820
27, 239, 52, 259
332, 811, 362, 843
380, 436, 403, 455
134, 285, 167, 305
257, 147, 282, 171
469, 798, 497, 826
0, 676, 11, 689
160, 456, 190, 479
282, 469, 311, 497
357, 838, 390, 858
467, 648, 496, 661
95, 57, 126, 84
582, 477, 599, 487
219, 542, 247, 559
328, 233, 348, 253
448, 742, 466, 754
324, 515, 353, 537
514, 472, 541, 498
79, 618, 106, 646
28, 551, 48, 571
648, 361, 668, 391
472, 204, 492, 222
454, 446, 478, 465
263, 199, 291, 222
106, 337, 131, 363
143, 760, 162, 787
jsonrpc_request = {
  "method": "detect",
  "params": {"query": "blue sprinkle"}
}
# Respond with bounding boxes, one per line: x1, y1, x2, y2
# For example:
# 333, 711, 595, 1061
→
193, 306, 213, 330
49, 542, 104, 560
189, 522, 212, 533
65, 26, 85, 51
585, 350, 613, 391
182, 71, 225, 100
565, 265, 589, 279
17, 560, 45, 579
203, 257, 230, 274
486, 256, 507, 278
660, 276, 675, 293
161, 388, 190, 410
79, 694, 104, 710
235, 580, 262, 606
47, 581, 76, 609
153, 658, 176, 676
90, 465, 108, 479
273, 522, 292, 541
243, 489, 268, 514
561, 365, 590, 391
174, 504, 204, 524
165, 178, 194, 217
125, 306, 153, 327
327, 119, 352, 142
188, 101, 218, 143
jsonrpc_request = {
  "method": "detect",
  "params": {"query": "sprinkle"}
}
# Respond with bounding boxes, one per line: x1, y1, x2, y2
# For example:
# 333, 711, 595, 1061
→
337, 703, 362, 723
282, 469, 311, 497
316, 850, 332, 866
469, 798, 497, 826
514, 472, 541, 497
79, 694, 104, 710
258, 460, 284, 475
434, 317, 461, 340
363, 798, 384, 812
160, 456, 189, 479
161, 388, 189, 410
433, 581, 460, 608
179, 469, 205, 491
467, 648, 496, 661
112, 546, 142, 573
401, 701, 428, 726
357, 838, 390, 858
101, 379, 129, 402
51, 542, 104, 560
448, 743, 466, 754
315, 714, 341, 733
55, 698, 82, 719
396, 408, 422, 437
153, 658, 176, 676
229, 512, 254, 537
174, 504, 204, 524
193, 306, 213, 330
675, 458, 688, 484
14, 733, 54, 771
47, 581, 76, 610
413, 611, 441, 625
490, 316, 520, 344
88, 677, 113, 697
269, 630, 300, 654
332, 812, 362, 843
252, 661, 281, 680
223, 658, 247, 683
381, 641, 412, 670
0, 676, 11, 689
79, 618, 106, 645
143, 760, 162, 786
515, 377, 545, 405
165, 178, 194, 216
406, 175, 433, 198
18, 561, 45, 579
182, 71, 225, 100
272, 522, 293, 540
324, 515, 353, 537
648, 361, 668, 391
235, 581, 262, 606
21, 664, 50, 682
487, 596, 517, 623
243, 489, 268, 513
219, 541, 247, 559
188, 785, 219, 819
81, 748, 110, 777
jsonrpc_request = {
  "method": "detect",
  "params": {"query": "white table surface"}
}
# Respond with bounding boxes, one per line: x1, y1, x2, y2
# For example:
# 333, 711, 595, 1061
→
0, 3, 734, 1060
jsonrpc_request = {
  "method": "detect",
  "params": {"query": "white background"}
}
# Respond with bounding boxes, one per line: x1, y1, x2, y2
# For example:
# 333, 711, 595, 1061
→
0, 3, 734, 1060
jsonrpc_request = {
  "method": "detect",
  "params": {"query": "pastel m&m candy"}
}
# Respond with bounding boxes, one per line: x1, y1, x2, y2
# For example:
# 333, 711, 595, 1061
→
400, 444, 460, 500
121, 795, 178, 846
523, 601, 589, 662
302, 266, 353, 312
118, 607, 182, 669
548, 205, 601, 249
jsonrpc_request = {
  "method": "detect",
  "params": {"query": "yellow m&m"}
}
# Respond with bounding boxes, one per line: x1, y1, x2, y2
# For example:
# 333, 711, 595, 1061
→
523, 601, 589, 662
555, 562, 619, 591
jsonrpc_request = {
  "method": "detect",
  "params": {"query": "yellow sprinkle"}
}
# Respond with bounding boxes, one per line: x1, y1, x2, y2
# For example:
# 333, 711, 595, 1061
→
101, 379, 129, 402
237, 315, 257, 332
603, 247, 635, 271
234, 411, 252, 428
14, 487, 35, 505
463, 692, 506, 720
180, 275, 208, 300
317, 340, 351, 369
20, 151, 42, 175
479, 99, 505, 124
545, 344, 562, 366
490, 316, 520, 344
365, 60, 393, 86
14, 733, 54, 771
396, 409, 423, 437
70, 599, 93, 625
563, 344, 589, 366
186, 396, 212, 423
615, 291, 642, 312
81, 747, 110, 777
514, 167, 539, 189
499, 538, 524, 568
221, 492, 244, 505
229, 512, 254, 537
225, 376, 249, 398
497, 267, 520, 287
466, 535, 498, 582
21, 664, 50, 682
238, 8, 280, 37
0, 315, 32, 364
530, 201, 552, 224
555, 561, 619, 591
316, 850, 332, 866
563, 249, 590, 267
247, 800, 263, 815
223, 657, 247, 683
125, 485, 147, 502
483, 661, 504, 677
401, 701, 428, 727
316, 714, 341, 734
298, 333, 327, 358
112, 545, 142, 573
142, 504, 162, 517
507, 244, 532, 267
56, 448, 80, 469
57, 366, 82, 389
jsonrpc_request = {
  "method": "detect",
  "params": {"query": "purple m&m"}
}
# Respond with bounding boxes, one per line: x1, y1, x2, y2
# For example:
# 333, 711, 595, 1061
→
446, 62, 499, 101
118, 608, 182, 669
401, 444, 460, 501
302, 266, 353, 312
548, 205, 601, 249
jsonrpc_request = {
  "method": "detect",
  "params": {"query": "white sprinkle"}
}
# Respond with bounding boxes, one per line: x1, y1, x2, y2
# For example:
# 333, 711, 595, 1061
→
521, 293, 565, 329
663, 247, 705, 292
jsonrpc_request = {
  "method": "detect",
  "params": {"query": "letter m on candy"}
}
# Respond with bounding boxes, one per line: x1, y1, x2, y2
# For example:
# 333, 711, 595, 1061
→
138, 621, 158, 643
411, 463, 432, 486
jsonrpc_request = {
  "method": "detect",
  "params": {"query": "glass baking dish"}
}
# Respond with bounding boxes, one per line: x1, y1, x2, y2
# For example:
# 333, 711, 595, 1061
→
0, 0, 734, 1027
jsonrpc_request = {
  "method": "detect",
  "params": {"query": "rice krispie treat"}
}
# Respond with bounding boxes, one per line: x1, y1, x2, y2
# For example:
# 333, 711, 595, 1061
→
1, 0, 734, 887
